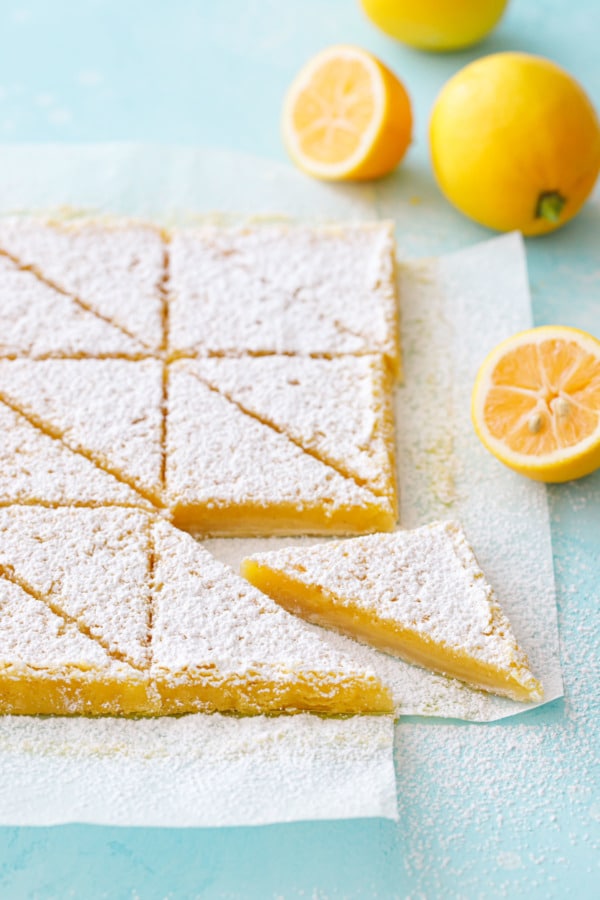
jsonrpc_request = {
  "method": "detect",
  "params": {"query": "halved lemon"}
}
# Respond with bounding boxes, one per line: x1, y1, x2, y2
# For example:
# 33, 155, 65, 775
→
472, 326, 600, 482
282, 45, 412, 181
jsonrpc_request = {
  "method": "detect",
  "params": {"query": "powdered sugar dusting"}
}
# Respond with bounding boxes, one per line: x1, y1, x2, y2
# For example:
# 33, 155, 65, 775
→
390, 464, 598, 891
208, 234, 562, 721
0, 253, 142, 357
0, 401, 151, 507
0, 575, 114, 668
187, 354, 397, 501
0, 506, 152, 668
0, 359, 164, 501
151, 517, 384, 686
245, 521, 539, 690
0, 217, 165, 350
0, 507, 389, 714
168, 223, 399, 366
166, 362, 392, 527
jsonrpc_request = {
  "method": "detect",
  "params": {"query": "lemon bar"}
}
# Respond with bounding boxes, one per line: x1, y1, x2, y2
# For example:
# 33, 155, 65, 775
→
150, 517, 392, 715
185, 354, 397, 509
0, 401, 151, 509
0, 508, 391, 717
0, 253, 143, 357
0, 575, 155, 716
168, 223, 400, 374
242, 521, 542, 702
0, 217, 165, 350
0, 359, 164, 505
166, 361, 395, 534
0, 506, 153, 669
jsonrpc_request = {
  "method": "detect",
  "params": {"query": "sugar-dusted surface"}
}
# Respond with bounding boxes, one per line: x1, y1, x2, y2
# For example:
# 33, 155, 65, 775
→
168, 223, 399, 367
0, 359, 164, 501
207, 233, 562, 721
0, 574, 146, 715
0, 253, 143, 357
151, 517, 384, 687
244, 521, 540, 698
0, 575, 113, 669
0, 217, 165, 350
0, 713, 397, 826
188, 354, 397, 501
0, 401, 150, 508
166, 362, 393, 531
0, 506, 152, 668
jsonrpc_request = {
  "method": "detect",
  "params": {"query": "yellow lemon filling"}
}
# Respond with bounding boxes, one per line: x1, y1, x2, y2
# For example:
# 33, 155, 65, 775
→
242, 522, 543, 704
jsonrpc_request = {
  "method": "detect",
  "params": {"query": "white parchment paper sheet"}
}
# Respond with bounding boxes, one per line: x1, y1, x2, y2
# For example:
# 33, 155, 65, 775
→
0, 144, 562, 827
0, 714, 397, 827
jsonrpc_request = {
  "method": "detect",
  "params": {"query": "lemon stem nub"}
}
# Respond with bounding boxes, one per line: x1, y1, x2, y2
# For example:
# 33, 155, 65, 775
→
536, 191, 566, 223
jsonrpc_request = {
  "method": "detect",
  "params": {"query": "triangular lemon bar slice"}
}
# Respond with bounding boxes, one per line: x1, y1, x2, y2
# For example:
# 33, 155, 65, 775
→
242, 521, 542, 702
0, 506, 152, 669
166, 362, 395, 534
0, 253, 143, 357
0, 217, 165, 350
150, 517, 392, 715
186, 354, 397, 508
0, 401, 150, 508
0, 359, 164, 504
0, 575, 155, 715
168, 223, 400, 374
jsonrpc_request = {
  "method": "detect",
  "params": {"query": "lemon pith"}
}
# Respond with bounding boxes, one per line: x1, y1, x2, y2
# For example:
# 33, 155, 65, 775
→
472, 326, 600, 482
282, 45, 412, 181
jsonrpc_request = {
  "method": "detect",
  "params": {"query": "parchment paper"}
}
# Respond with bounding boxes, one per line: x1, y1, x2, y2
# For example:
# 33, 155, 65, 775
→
0, 714, 397, 827
0, 144, 562, 827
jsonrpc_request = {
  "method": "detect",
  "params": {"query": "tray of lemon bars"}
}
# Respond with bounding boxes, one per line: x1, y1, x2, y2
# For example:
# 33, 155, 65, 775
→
0, 145, 562, 826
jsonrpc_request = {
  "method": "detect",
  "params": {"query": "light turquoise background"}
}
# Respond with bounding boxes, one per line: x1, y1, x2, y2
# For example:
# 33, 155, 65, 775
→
0, 1, 598, 897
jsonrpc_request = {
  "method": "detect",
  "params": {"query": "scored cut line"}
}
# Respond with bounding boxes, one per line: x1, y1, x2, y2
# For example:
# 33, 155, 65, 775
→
179, 363, 389, 502
0, 246, 150, 353
146, 517, 157, 663
0, 352, 162, 361
158, 241, 171, 495
0, 500, 154, 510
0, 391, 164, 510
0, 563, 148, 673
167, 348, 399, 371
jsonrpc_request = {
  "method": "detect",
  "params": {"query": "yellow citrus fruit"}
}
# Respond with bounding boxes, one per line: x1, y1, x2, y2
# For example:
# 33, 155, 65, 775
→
472, 326, 600, 482
430, 53, 600, 235
360, 0, 508, 51
282, 45, 412, 181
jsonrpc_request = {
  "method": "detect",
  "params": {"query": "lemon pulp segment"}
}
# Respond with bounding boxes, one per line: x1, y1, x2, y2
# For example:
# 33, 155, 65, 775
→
472, 326, 600, 481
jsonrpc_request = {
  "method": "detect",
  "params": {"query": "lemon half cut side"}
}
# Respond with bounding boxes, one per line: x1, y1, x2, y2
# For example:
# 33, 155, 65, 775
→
472, 326, 600, 482
282, 45, 412, 181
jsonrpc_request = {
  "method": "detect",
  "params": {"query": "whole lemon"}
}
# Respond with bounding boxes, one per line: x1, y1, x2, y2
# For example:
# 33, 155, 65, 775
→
360, 0, 509, 52
430, 53, 600, 235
